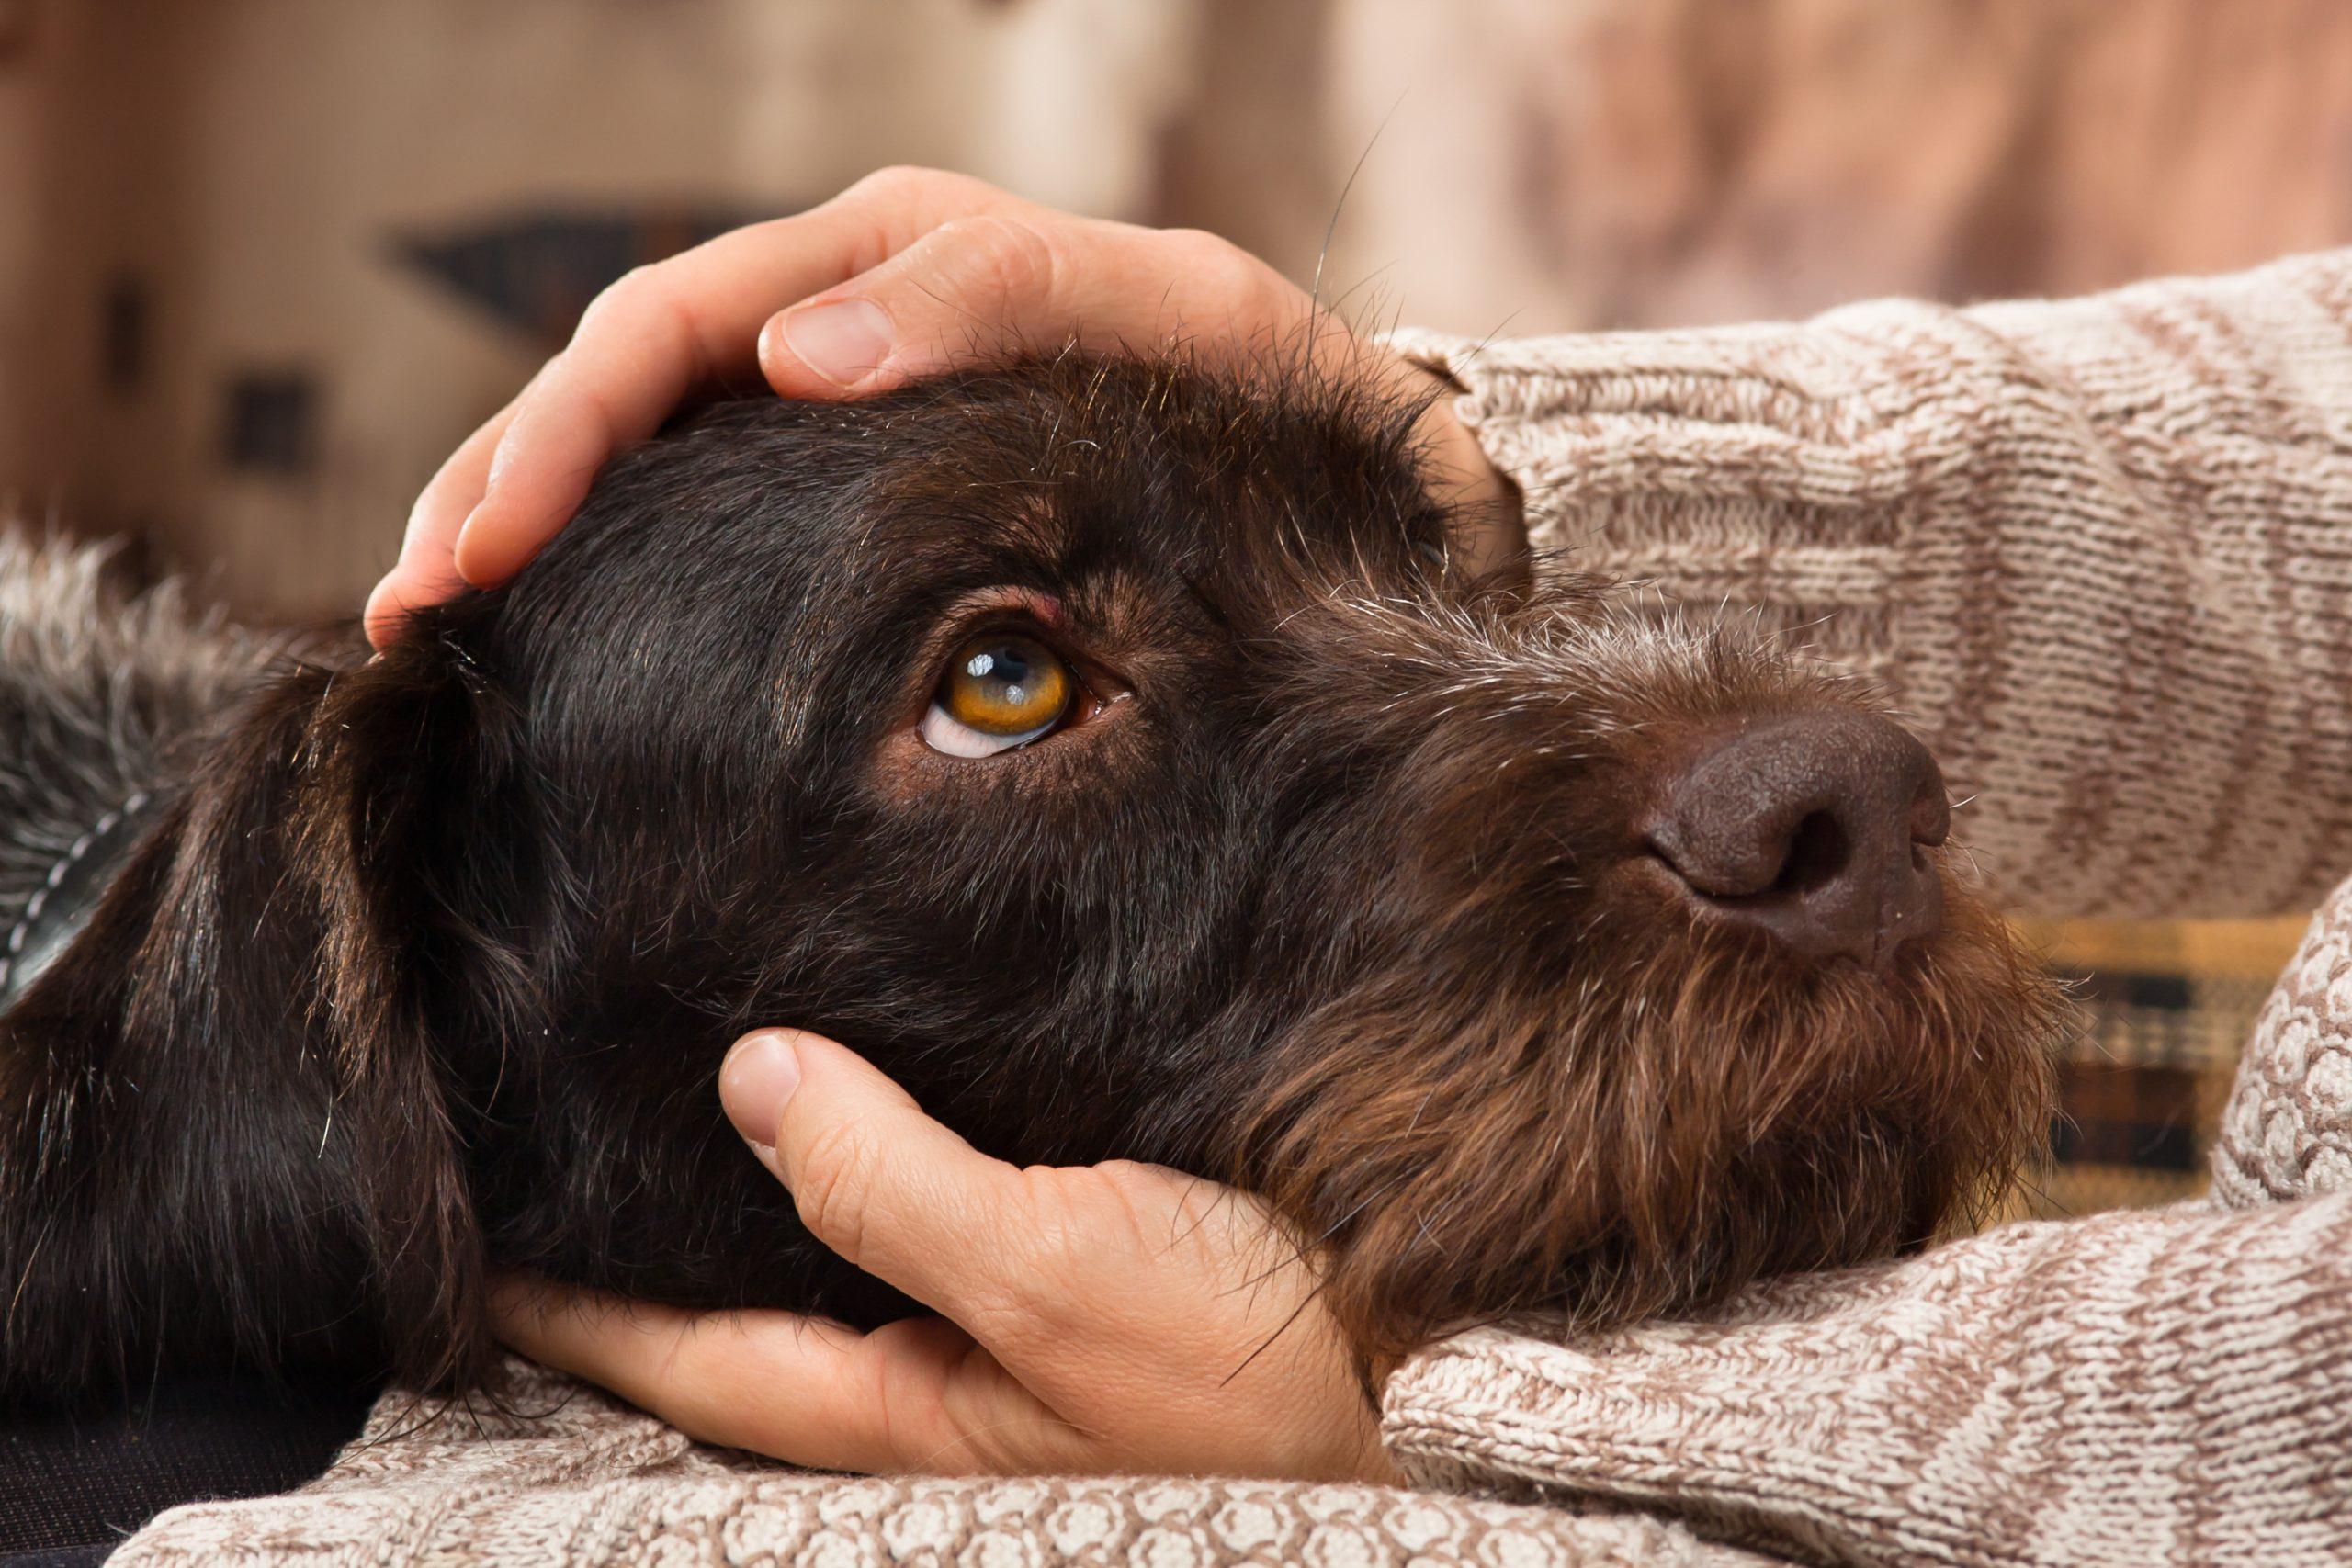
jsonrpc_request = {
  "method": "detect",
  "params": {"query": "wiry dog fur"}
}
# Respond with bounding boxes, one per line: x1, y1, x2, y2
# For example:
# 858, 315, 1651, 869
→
0, 354, 2064, 1405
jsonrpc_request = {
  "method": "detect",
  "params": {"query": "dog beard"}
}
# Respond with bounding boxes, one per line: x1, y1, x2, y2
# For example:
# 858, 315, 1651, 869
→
1238, 883, 2060, 1359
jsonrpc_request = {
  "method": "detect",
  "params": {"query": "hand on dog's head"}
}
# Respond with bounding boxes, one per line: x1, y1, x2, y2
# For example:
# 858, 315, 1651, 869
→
1, 352, 2061, 1404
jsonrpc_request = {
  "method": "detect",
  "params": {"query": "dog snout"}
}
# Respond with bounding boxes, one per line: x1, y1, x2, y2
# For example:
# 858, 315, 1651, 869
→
1641, 709, 1948, 967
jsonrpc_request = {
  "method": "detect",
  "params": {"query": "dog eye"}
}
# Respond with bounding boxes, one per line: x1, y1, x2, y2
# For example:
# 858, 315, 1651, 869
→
921, 632, 1075, 758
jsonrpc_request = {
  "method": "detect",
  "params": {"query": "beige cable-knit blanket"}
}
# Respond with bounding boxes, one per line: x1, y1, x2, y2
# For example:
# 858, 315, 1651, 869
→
119, 251, 2352, 1566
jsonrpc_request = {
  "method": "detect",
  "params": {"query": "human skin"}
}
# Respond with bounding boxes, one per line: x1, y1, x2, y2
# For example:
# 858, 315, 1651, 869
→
492, 1031, 1396, 1483
367, 166, 1521, 642
424, 169, 1521, 1477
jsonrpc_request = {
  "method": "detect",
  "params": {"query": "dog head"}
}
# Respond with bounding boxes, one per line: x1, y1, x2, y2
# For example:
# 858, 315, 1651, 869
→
4, 353, 2061, 1399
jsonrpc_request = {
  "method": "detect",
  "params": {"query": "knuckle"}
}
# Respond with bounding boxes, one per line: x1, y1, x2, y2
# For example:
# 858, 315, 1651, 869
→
1162, 228, 1269, 296
985, 1166, 1125, 1300
845, 164, 975, 207
1083, 1161, 1193, 1250
571, 263, 660, 336
859, 1319, 1030, 1474
930, 215, 1055, 308
849, 163, 934, 197
858, 1325, 943, 1468
1082, 1157, 1181, 1212
790, 1120, 877, 1262
1074, 1160, 1251, 1274
1158, 226, 1228, 257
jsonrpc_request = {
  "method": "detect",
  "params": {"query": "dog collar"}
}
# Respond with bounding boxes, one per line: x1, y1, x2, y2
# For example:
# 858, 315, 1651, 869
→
0, 791, 153, 1010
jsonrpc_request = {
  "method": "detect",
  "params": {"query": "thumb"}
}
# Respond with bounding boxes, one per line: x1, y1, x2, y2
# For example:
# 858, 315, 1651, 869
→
718, 1030, 1038, 1328
755, 215, 1059, 398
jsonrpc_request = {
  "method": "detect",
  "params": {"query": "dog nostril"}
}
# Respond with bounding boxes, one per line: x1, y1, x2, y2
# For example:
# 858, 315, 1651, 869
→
1641, 710, 1948, 967
1771, 810, 1850, 897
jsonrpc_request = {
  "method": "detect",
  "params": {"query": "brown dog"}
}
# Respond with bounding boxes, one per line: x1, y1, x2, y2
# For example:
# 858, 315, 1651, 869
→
0, 353, 2062, 1406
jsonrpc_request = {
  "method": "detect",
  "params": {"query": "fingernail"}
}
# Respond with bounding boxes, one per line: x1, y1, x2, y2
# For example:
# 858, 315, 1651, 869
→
780, 299, 894, 389
720, 1030, 804, 1150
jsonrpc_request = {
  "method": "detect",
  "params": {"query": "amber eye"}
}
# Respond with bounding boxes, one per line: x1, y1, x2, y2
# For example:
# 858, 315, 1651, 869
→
921, 632, 1075, 758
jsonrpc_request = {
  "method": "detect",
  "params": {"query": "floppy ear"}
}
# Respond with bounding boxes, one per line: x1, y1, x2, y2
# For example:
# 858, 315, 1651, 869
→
284, 637, 515, 1394
0, 631, 513, 1403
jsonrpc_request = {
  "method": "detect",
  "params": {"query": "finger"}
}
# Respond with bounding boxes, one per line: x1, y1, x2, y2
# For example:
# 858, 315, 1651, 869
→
719, 1030, 1045, 1332
757, 216, 1314, 400
490, 1276, 1077, 1474
364, 392, 524, 647
451, 170, 1027, 588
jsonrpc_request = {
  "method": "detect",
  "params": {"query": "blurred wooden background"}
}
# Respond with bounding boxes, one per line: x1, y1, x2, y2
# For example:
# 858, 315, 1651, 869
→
4, 0, 2348, 1213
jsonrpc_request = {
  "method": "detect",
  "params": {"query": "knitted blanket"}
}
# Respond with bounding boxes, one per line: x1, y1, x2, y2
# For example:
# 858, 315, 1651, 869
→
113, 1358, 1758, 1566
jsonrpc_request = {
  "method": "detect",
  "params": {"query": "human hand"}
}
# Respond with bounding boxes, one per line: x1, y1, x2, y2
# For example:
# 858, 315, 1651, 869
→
368, 166, 1520, 647
491, 1029, 1394, 1483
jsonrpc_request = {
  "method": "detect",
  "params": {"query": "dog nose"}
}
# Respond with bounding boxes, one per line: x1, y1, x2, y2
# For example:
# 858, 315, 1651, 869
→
1642, 710, 1949, 966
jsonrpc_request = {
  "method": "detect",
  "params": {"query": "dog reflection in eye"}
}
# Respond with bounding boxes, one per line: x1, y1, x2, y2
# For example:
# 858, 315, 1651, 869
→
0, 355, 2063, 1404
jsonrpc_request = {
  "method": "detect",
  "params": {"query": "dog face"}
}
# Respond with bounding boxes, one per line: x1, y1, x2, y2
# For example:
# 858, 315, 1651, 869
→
1, 355, 2060, 1401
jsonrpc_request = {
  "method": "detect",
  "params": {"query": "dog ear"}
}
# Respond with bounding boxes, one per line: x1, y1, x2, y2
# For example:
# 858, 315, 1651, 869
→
1, 631, 513, 1401
280, 636, 513, 1394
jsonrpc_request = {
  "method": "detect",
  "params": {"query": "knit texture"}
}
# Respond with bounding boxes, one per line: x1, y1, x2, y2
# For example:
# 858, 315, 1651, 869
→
119, 252, 2352, 1564
110, 1358, 1757, 1568
1384, 1194, 2352, 1566
2211, 872, 2352, 1207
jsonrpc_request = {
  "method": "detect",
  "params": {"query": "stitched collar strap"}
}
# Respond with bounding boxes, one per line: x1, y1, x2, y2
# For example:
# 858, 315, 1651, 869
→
0, 791, 153, 1011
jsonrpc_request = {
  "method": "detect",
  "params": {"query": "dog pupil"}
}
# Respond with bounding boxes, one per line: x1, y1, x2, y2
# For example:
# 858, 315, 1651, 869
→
976, 643, 1031, 696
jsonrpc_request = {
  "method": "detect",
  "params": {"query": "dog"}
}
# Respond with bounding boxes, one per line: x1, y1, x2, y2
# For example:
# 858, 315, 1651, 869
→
0, 353, 2063, 1408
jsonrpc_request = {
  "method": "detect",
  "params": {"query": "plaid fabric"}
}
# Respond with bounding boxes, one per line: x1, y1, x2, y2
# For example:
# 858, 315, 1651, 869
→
2007, 918, 2309, 1221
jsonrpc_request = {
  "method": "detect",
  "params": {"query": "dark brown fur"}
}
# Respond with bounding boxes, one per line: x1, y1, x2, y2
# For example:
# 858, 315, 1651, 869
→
0, 352, 2064, 1405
